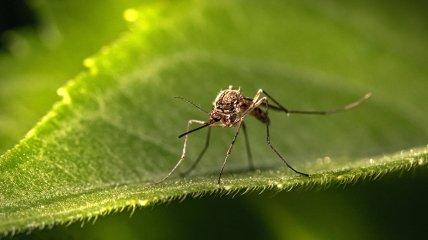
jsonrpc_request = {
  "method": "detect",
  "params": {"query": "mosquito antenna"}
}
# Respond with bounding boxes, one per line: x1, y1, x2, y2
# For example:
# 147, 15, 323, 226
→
174, 96, 209, 113
178, 122, 213, 138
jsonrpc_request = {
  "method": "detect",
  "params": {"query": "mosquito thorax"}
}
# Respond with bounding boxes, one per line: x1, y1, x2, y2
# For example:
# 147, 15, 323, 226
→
213, 88, 243, 113
210, 86, 251, 126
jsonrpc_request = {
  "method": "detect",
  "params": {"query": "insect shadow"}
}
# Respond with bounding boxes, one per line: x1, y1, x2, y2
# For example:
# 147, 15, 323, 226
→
157, 86, 371, 184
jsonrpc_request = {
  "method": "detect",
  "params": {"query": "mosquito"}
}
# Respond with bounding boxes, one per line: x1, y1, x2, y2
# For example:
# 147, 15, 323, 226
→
158, 85, 372, 184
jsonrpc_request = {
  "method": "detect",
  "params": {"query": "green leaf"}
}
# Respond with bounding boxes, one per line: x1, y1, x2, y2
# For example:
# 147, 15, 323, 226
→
0, 0, 141, 153
1, 0, 427, 235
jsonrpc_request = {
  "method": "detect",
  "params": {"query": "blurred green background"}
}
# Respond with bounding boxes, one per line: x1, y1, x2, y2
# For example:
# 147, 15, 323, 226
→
1, 0, 427, 239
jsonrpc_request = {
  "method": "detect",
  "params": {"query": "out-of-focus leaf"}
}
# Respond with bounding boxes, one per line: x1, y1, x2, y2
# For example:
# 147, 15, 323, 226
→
0, 0, 141, 153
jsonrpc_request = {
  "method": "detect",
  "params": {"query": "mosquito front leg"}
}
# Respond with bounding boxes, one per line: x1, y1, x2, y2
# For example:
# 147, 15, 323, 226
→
156, 119, 206, 183
218, 123, 243, 184
181, 127, 212, 177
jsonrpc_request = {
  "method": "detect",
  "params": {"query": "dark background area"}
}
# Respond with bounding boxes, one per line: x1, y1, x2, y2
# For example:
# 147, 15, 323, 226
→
0, 0, 38, 51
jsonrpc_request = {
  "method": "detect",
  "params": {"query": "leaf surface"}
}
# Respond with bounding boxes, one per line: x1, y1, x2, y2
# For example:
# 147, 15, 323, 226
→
1, 0, 427, 234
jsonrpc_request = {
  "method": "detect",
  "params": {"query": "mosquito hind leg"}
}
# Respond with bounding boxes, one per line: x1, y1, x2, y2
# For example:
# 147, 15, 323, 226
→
242, 122, 254, 171
261, 89, 371, 115
262, 98, 310, 177
260, 89, 290, 113
156, 119, 206, 183
180, 127, 211, 177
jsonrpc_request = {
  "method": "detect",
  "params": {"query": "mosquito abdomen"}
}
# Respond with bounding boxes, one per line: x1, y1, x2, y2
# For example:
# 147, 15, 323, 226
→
251, 107, 270, 124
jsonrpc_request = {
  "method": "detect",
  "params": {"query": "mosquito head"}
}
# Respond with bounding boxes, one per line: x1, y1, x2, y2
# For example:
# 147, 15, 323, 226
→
209, 111, 223, 122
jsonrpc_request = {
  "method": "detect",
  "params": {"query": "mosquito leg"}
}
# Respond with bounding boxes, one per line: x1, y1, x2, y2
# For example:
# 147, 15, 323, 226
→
242, 122, 254, 171
156, 119, 206, 183
261, 89, 371, 115
218, 123, 243, 184
260, 89, 290, 113
263, 98, 310, 177
237, 90, 259, 121
181, 127, 211, 177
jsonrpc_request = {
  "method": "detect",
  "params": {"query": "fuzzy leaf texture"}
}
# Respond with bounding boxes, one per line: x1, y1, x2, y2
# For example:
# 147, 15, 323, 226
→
1, 0, 428, 235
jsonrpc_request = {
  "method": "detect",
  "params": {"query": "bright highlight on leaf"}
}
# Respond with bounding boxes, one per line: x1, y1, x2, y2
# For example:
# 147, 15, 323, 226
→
0, 0, 427, 236
123, 8, 139, 22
